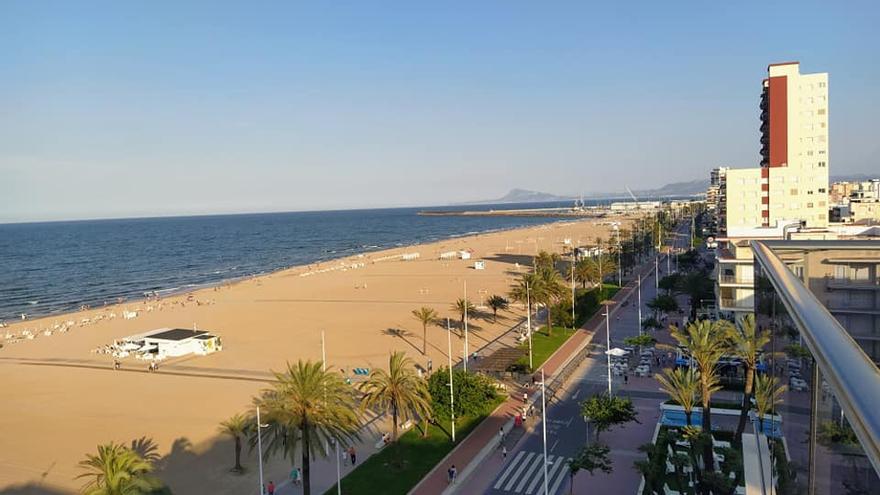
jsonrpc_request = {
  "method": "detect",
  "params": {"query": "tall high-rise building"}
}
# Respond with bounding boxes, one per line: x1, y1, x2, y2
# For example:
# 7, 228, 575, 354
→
725, 62, 829, 235
716, 62, 833, 318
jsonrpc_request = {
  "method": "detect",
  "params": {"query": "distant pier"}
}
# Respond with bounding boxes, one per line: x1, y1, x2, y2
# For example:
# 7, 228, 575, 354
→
418, 207, 605, 218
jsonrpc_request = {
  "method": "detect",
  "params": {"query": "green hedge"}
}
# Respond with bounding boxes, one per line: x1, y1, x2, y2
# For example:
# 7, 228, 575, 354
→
322, 396, 504, 495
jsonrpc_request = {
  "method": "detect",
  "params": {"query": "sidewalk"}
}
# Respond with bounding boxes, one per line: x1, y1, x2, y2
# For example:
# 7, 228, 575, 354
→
410, 254, 663, 495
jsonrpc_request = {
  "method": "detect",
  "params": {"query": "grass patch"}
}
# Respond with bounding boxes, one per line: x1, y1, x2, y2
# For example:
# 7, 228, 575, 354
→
515, 285, 620, 372
323, 396, 504, 495
516, 326, 576, 371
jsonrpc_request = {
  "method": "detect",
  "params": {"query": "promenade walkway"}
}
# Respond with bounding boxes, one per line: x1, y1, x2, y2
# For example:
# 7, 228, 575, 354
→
410, 251, 665, 495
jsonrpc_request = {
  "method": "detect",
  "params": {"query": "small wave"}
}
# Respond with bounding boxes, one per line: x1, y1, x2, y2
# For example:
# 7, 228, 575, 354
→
28, 301, 39, 305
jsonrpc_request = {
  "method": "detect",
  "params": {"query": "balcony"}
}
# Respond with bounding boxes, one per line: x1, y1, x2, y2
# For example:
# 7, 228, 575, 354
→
718, 297, 753, 312
718, 274, 755, 287
826, 277, 880, 290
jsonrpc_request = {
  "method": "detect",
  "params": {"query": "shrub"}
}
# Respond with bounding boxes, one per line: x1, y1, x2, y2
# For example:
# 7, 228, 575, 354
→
427, 368, 498, 421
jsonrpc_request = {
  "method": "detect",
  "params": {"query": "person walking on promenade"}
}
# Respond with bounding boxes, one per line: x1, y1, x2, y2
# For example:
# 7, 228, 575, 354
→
498, 426, 504, 445
267, 480, 275, 495
624, 373, 629, 385
448, 464, 457, 484
502, 445, 508, 461
349, 446, 357, 465
523, 391, 528, 403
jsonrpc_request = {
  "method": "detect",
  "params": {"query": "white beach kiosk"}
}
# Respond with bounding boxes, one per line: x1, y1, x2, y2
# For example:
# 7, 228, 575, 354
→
120, 328, 222, 360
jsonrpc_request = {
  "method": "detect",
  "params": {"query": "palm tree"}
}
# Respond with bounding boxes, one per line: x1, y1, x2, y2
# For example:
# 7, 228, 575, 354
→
754, 374, 787, 434
534, 250, 560, 271
411, 307, 438, 355
509, 272, 540, 316
76, 442, 161, 495
359, 351, 433, 445
668, 319, 732, 470
254, 360, 361, 495
574, 258, 596, 289
534, 266, 567, 336
486, 295, 508, 323
726, 314, 771, 443
451, 298, 476, 335
656, 367, 700, 426
219, 413, 249, 473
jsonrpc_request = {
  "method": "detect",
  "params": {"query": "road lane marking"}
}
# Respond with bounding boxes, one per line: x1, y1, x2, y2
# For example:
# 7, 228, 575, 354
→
493, 450, 526, 489
514, 454, 549, 493
548, 456, 570, 495
503, 452, 535, 491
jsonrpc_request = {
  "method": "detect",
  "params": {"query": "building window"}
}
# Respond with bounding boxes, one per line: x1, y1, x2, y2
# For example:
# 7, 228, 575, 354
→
819, 188, 826, 193
807, 202, 814, 208
819, 161, 826, 167
791, 188, 798, 195
818, 108, 827, 115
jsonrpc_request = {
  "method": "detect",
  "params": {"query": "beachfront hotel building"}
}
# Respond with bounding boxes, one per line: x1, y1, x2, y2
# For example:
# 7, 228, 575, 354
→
724, 62, 829, 235
716, 62, 833, 317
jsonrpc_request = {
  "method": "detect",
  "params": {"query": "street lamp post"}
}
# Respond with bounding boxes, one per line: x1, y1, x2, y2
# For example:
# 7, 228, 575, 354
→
526, 282, 533, 370
655, 256, 659, 289
321, 331, 341, 495
463, 281, 469, 372
446, 318, 456, 442
571, 250, 576, 327
601, 300, 616, 395
256, 407, 268, 495
637, 275, 643, 336
615, 226, 621, 287
541, 369, 549, 495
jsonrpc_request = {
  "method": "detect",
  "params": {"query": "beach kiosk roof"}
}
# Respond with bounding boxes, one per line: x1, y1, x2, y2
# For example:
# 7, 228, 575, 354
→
144, 328, 209, 341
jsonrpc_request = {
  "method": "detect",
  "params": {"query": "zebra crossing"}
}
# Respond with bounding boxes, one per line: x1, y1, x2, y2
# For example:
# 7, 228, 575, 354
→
489, 450, 571, 495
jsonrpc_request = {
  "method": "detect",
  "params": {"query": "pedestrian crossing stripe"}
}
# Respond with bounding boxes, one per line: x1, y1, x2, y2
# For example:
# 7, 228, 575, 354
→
492, 451, 571, 494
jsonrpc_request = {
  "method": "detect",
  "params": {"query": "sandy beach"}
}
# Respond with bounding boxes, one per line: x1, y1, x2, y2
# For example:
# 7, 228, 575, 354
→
0, 216, 631, 493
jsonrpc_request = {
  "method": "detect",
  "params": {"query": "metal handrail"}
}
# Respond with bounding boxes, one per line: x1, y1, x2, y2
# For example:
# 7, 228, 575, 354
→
751, 240, 880, 476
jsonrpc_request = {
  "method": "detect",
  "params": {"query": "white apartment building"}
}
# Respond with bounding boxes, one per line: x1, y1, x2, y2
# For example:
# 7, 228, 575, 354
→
724, 62, 829, 237
717, 62, 831, 318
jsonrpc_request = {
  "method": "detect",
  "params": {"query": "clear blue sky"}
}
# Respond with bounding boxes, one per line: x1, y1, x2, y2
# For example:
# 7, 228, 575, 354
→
2, 1, 878, 222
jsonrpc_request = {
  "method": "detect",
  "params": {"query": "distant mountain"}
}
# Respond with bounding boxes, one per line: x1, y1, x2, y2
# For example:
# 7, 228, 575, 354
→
464, 173, 877, 206
466, 181, 706, 205
464, 188, 574, 205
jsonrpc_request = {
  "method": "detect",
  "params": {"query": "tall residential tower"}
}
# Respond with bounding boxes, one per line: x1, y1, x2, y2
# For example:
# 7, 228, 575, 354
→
725, 62, 829, 235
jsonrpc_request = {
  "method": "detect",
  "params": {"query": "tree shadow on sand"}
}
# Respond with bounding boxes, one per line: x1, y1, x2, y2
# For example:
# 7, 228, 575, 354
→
481, 253, 538, 268
381, 327, 422, 355
0, 484, 70, 495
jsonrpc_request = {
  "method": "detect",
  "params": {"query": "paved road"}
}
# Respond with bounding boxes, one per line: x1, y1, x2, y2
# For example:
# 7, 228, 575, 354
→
460, 223, 691, 495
